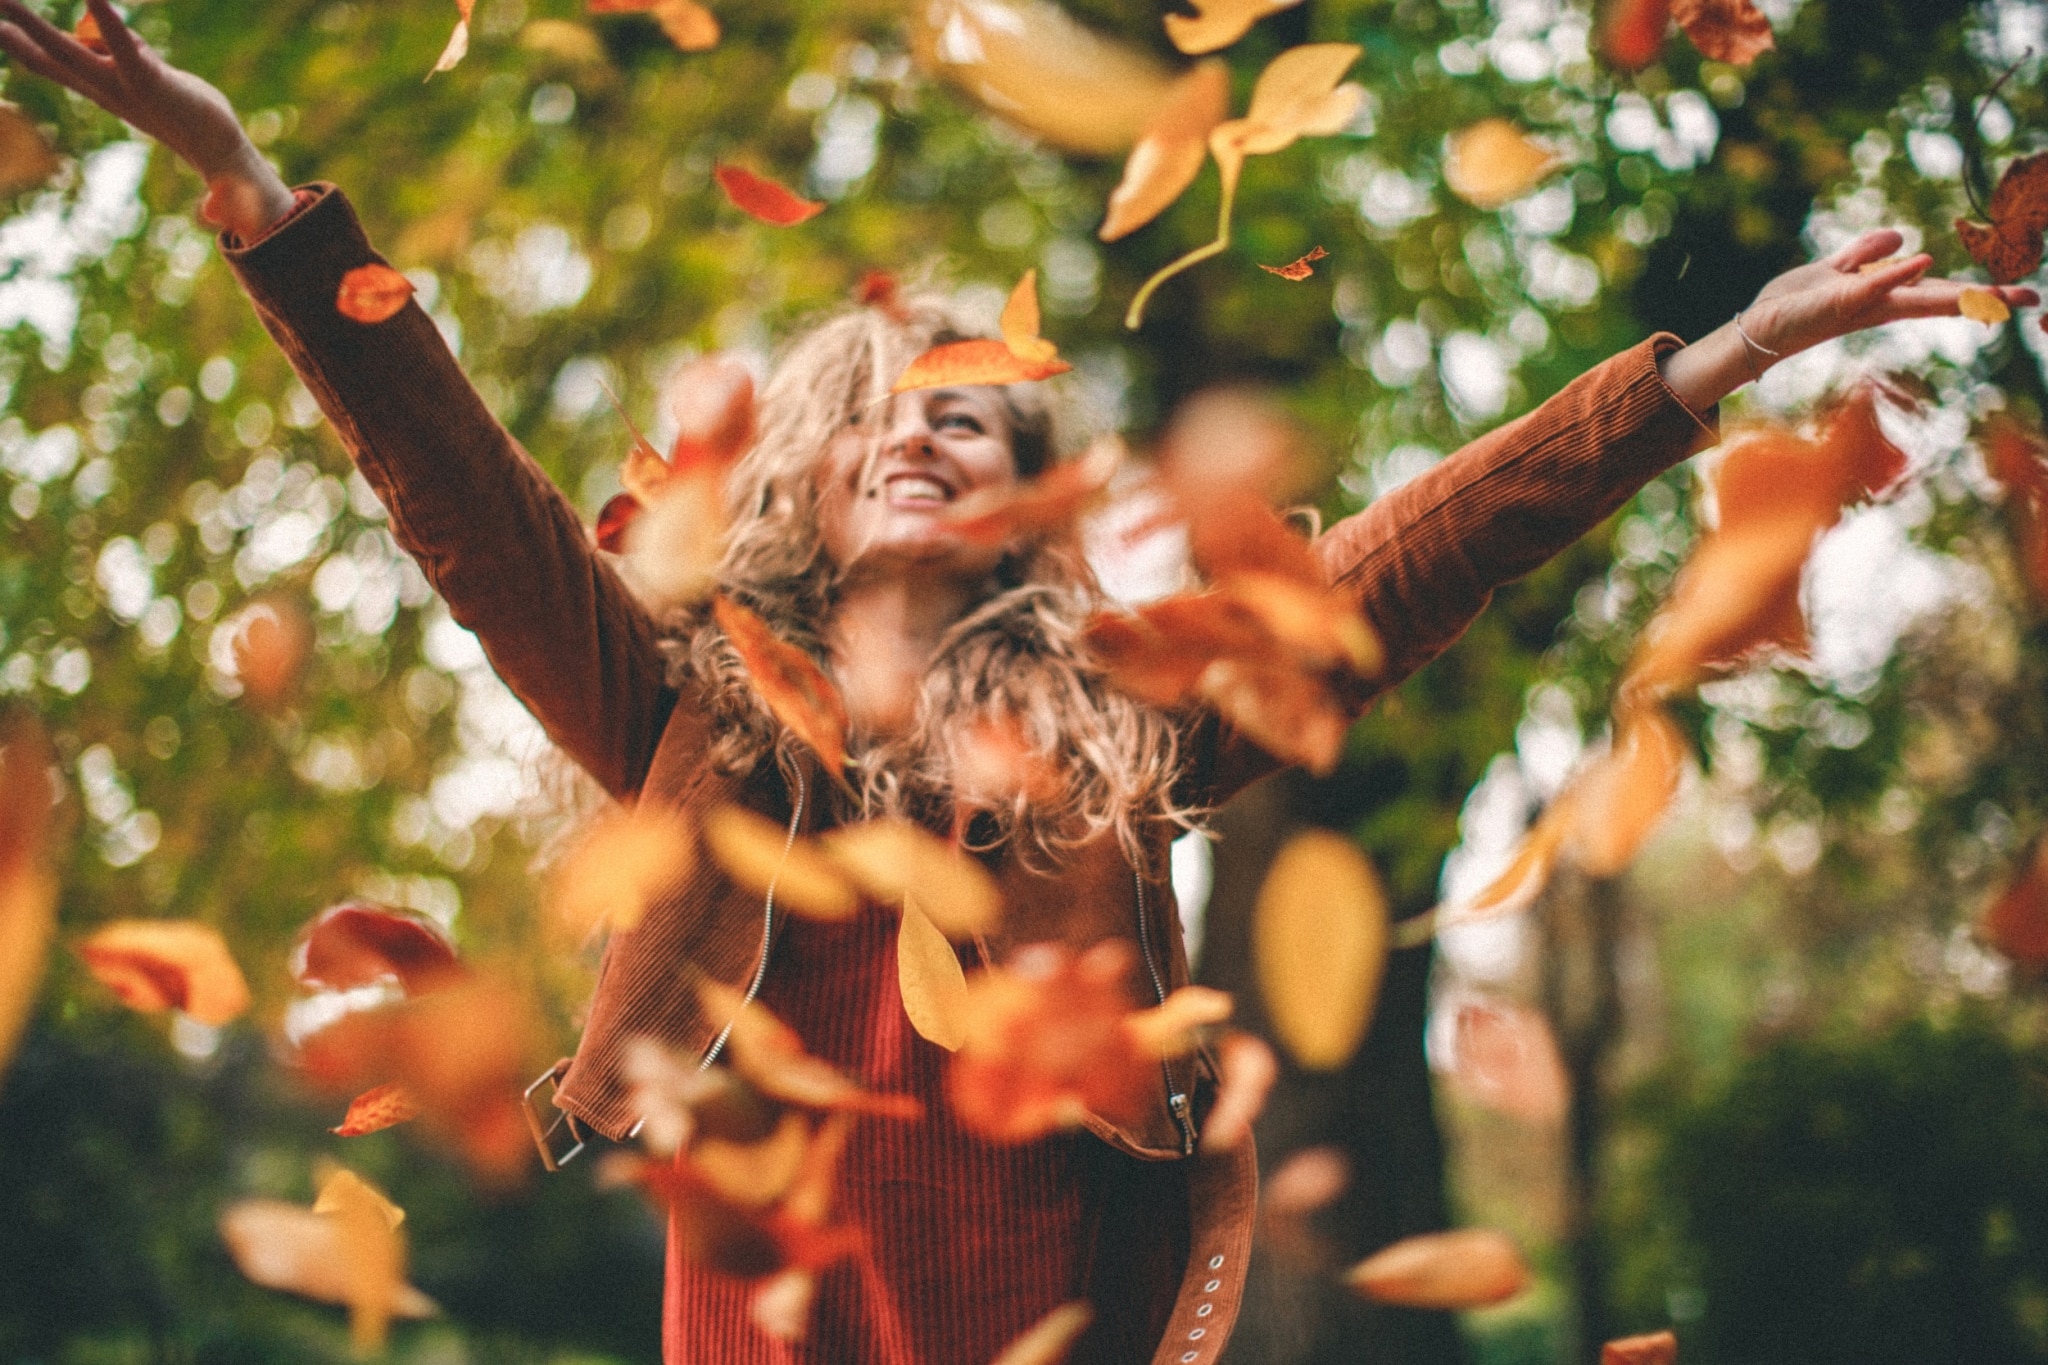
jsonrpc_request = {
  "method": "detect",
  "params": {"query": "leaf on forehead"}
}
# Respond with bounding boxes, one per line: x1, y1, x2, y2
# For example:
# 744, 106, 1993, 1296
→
1260, 245, 1329, 280
74, 13, 108, 54
1197, 657, 1349, 775
219, 1190, 438, 1347
898, 895, 970, 1050
428, 1, 473, 78
1447, 999, 1569, 1125
1254, 831, 1388, 1070
890, 338, 1070, 394
701, 804, 860, 921
713, 597, 849, 773
715, 164, 824, 227
1164, 0, 1304, 53
1955, 151, 2048, 284
0, 104, 60, 197
1959, 286, 2012, 324
333, 1081, 422, 1136
1101, 60, 1230, 242
226, 594, 312, 707
1344, 1228, 1532, 1309
989, 1302, 1095, 1365
1604, 1330, 1680, 1365
691, 1109, 810, 1209
1196, 1030, 1277, 1153
596, 492, 642, 553
549, 804, 696, 940
821, 818, 1001, 937
938, 435, 1120, 546
1671, 0, 1773, 64
1980, 838, 2048, 964
1124, 984, 1232, 1059
294, 902, 462, 995
1599, 0, 1670, 68
1567, 706, 1688, 878
0, 719, 55, 1088
1445, 119, 1563, 211
666, 355, 758, 473
77, 920, 251, 1025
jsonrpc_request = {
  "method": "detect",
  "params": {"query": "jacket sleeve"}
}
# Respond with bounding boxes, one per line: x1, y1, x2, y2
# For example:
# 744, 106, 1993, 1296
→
222, 183, 676, 800
1183, 332, 1713, 808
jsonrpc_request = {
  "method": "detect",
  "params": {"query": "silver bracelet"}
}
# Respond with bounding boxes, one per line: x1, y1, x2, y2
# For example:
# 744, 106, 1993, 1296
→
1732, 309, 1781, 384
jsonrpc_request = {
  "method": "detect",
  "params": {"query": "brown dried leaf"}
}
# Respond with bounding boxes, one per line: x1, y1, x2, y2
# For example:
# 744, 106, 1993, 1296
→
1957, 152, 2048, 284
1959, 286, 2012, 324
77, 920, 250, 1025
1344, 1228, 1532, 1309
1981, 838, 2048, 965
698, 979, 923, 1120
1259, 245, 1329, 280
1600, 0, 1670, 68
333, 1081, 422, 1137
0, 103, 59, 196
895, 274, 1073, 392
715, 164, 822, 225
549, 804, 696, 940
1254, 831, 1388, 1068
897, 894, 970, 1050
691, 1110, 810, 1209
1671, 0, 1773, 63
314, 1166, 413, 1353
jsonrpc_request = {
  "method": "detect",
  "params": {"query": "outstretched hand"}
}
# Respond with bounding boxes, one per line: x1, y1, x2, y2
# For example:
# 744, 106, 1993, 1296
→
0, 0, 292, 237
1659, 228, 2040, 413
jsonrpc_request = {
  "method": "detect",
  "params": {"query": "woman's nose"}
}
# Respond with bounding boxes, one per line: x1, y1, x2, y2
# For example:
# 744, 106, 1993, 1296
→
883, 403, 935, 458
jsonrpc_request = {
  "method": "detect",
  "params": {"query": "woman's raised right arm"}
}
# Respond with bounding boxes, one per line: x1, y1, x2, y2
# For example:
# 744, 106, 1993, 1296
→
0, 0, 679, 799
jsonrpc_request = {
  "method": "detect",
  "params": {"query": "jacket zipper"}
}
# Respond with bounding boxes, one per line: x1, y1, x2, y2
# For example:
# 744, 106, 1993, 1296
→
1132, 861, 1197, 1155
699, 765, 805, 1070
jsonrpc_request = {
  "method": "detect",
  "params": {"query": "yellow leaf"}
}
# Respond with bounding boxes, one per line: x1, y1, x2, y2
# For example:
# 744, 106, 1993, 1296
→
1101, 60, 1230, 242
998, 269, 1059, 365
548, 804, 695, 939
1253, 830, 1388, 1069
1566, 707, 1688, 877
0, 720, 55, 1088
1123, 984, 1232, 1058
219, 1199, 438, 1328
690, 1110, 810, 1209
988, 1301, 1094, 1365
313, 1166, 413, 1354
896, 896, 970, 1051
1444, 118, 1563, 210
701, 805, 861, 921
1164, 0, 1304, 54
821, 818, 1001, 937
1960, 286, 2012, 324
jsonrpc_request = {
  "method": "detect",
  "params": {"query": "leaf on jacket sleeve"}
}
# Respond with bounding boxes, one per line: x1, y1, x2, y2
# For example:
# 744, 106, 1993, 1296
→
1446, 999, 1570, 1125
333, 1081, 422, 1136
821, 817, 1002, 937
1603, 1330, 1680, 1365
713, 596, 850, 774
1101, 60, 1230, 242
294, 902, 463, 995
0, 718, 56, 1086
428, 0, 474, 76
1445, 119, 1563, 210
77, 920, 250, 1025
1957, 152, 2048, 283
1259, 245, 1329, 280
1599, 0, 1670, 68
337, 263, 416, 324
701, 804, 862, 922
1670, 0, 1773, 64
988, 1302, 1094, 1365
1253, 830, 1388, 1069
894, 272, 1074, 392
549, 804, 696, 939
897, 894, 971, 1050
1344, 1228, 1532, 1309
715, 164, 825, 226
1164, 0, 1302, 53
1196, 1029, 1277, 1152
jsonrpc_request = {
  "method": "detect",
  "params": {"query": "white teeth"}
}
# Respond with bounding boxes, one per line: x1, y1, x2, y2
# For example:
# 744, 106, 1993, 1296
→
887, 475, 951, 503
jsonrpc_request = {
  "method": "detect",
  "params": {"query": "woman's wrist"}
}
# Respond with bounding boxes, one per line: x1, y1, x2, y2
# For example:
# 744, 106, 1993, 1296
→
197, 142, 296, 241
1656, 320, 1757, 415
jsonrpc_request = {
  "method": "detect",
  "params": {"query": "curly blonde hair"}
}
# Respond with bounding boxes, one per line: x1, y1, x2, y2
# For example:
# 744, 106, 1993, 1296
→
659, 296, 1195, 864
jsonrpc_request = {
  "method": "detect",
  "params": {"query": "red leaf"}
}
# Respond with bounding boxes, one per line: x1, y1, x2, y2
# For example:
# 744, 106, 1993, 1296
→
596, 492, 642, 553
1604, 1330, 1680, 1365
1600, 0, 1669, 67
1981, 838, 2048, 965
889, 338, 1072, 392
1259, 245, 1329, 281
336, 264, 415, 324
854, 269, 908, 319
1956, 151, 2048, 284
1671, 0, 1773, 64
334, 1081, 422, 1136
712, 597, 850, 773
294, 902, 462, 996
77, 920, 251, 1025
714, 164, 824, 226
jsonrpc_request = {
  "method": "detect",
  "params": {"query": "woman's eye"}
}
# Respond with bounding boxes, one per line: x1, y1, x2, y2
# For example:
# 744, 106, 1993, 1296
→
936, 412, 985, 434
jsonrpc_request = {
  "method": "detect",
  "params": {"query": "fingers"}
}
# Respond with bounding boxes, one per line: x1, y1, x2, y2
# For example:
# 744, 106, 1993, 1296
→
0, 18, 91, 95
1830, 228, 1908, 272
0, 0, 107, 90
83, 0, 144, 73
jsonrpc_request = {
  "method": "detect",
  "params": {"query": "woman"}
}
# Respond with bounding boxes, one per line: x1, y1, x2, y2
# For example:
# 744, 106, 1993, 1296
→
3, 2, 2027, 1360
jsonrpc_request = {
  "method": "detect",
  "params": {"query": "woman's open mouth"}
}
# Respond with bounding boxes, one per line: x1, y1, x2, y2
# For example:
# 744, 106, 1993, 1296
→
882, 472, 956, 507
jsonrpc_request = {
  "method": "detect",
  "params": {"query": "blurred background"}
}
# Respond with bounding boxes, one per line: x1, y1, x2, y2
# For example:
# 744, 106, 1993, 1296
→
3, 0, 2048, 1361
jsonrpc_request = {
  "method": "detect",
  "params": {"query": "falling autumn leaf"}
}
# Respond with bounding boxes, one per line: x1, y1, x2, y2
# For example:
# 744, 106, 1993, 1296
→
1671, 0, 1774, 65
225, 594, 312, 706
336, 263, 416, 324
0, 718, 56, 1087
1158, 386, 1316, 506
1600, 0, 1669, 68
1197, 1030, 1278, 1152
1254, 830, 1389, 1069
1164, 0, 1305, 54
1344, 1228, 1532, 1309
715, 164, 825, 227
692, 1110, 810, 1208
933, 437, 1120, 552
428, 0, 474, 78
0, 104, 61, 197
988, 1302, 1094, 1365
73, 12, 107, 54
1449, 793, 1576, 924
314, 1167, 414, 1353
1260, 1144, 1348, 1266
1567, 707, 1689, 878
1959, 286, 2012, 324
951, 714, 1061, 810
665, 354, 758, 473
548, 804, 696, 940
1444, 119, 1563, 211
1198, 657, 1351, 774
1101, 60, 1230, 242
1980, 837, 2048, 964
1604, 1330, 1680, 1365
1447, 999, 1570, 1125
751, 1267, 816, 1341
700, 804, 862, 921
1260, 245, 1329, 280
894, 272, 1074, 391
333, 1081, 422, 1136
220, 1182, 438, 1345
1955, 151, 2048, 284
897, 895, 970, 1050
588, 0, 720, 52
621, 472, 728, 609
596, 492, 641, 553
1982, 414, 2048, 602
821, 817, 1002, 937
293, 902, 462, 996
713, 596, 850, 774
77, 919, 251, 1026
696, 979, 923, 1119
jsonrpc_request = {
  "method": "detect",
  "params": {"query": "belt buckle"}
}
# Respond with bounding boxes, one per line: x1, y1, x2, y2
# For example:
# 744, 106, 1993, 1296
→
522, 1059, 589, 1172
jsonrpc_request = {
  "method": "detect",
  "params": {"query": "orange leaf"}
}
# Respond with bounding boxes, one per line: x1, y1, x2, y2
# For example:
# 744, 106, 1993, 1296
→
691, 1110, 810, 1209
712, 597, 849, 773
1980, 838, 2048, 965
336, 263, 416, 324
1217, 571, 1382, 674
1604, 1330, 1680, 1365
1196, 657, 1350, 775
1263, 1145, 1348, 1216
1082, 610, 1217, 706
1196, 1029, 1277, 1152
621, 470, 729, 608
665, 354, 758, 473
652, 0, 720, 51
1186, 497, 1321, 585
855, 269, 906, 317
1956, 152, 2048, 284
77, 920, 250, 1025
1100, 60, 1230, 242
549, 804, 696, 939
1259, 245, 1329, 280
220, 1176, 437, 1347
1344, 1228, 1532, 1309
0, 104, 61, 197
1671, 0, 1773, 65
615, 1151, 792, 1276
334, 1081, 422, 1136
715, 164, 824, 227
1566, 706, 1688, 877
988, 1302, 1094, 1365
0, 718, 56, 1086
1450, 796, 1575, 924
1447, 999, 1570, 1125
1982, 414, 2048, 601
1600, 0, 1670, 68
1445, 119, 1563, 211
998, 269, 1057, 365
897, 894, 970, 1050
697, 979, 923, 1120
1159, 386, 1315, 505
225, 594, 312, 706
951, 714, 1062, 808
894, 272, 1073, 392
1123, 984, 1233, 1058
1164, 0, 1305, 54
1254, 831, 1388, 1069
701, 804, 862, 921
294, 902, 462, 995
937, 435, 1119, 547
74, 12, 107, 53
820, 817, 1002, 937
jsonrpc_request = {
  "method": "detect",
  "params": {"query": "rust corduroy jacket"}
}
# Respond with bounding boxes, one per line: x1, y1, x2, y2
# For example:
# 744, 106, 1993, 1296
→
224, 184, 1711, 1365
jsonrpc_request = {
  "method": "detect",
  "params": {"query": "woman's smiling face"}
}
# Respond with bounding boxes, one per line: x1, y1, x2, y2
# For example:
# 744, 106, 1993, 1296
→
813, 385, 1020, 580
